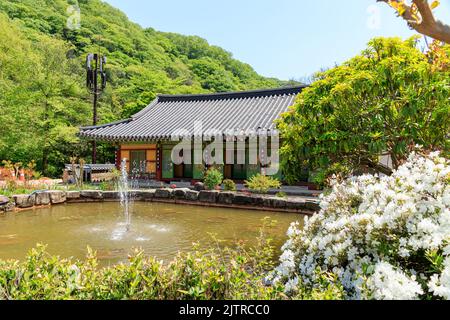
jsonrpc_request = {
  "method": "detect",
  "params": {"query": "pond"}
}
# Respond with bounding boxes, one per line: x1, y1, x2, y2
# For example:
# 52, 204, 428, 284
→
0, 202, 304, 266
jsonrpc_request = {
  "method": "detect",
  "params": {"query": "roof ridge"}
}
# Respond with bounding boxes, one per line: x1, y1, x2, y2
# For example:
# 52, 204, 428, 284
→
156, 85, 306, 102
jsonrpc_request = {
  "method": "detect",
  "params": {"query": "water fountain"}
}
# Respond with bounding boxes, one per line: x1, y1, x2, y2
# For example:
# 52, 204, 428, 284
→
118, 158, 131, 231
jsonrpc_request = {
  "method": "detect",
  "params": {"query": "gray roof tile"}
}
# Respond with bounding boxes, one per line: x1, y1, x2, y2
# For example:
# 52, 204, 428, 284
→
79, 86, 305, 141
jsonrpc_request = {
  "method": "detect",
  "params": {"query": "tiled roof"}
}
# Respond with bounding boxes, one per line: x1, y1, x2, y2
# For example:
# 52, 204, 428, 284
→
79, 86, 305, 141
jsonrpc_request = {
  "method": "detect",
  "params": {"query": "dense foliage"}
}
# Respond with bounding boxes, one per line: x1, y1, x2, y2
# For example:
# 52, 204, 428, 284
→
277, 37, 450, 185
272, 152, 450, 300
0, 241, 278, 300
0, 0, 293, 176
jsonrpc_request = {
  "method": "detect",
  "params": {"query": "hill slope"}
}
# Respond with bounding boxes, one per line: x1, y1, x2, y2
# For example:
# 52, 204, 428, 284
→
0, 0, 296, 175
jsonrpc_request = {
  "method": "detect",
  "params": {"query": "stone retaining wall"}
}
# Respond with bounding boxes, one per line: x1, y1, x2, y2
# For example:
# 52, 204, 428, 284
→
0, 189, 320, 215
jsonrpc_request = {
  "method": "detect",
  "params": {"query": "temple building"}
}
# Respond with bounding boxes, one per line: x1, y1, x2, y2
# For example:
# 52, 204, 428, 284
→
79, 86, 306, 183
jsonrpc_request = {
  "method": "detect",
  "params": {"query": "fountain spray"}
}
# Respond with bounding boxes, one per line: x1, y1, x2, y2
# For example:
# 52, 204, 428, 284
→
118, 158, 131, 231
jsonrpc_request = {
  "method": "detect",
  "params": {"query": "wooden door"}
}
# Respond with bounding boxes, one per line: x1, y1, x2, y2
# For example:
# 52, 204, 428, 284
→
130, 150, 146, 176
174, 164, 184, 178
224, 165, 233, 179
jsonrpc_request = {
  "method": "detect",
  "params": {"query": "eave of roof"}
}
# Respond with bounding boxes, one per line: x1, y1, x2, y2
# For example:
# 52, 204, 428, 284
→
80, 118, 132, 131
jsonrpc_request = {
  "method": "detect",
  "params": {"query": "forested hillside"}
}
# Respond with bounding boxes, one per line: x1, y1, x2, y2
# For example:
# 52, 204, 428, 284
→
0, 0, 295, 176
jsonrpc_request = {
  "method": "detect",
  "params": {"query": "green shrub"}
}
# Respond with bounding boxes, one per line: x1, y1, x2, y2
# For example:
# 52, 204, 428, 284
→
223, 179, 236, 191
310, 162, 352, 188
32, 171, 42, 180
245, 174, 282, 194
203, 168, 223, 190
97, 170, 121, 191
98, 182, 111, 191
276, 192, 287, 198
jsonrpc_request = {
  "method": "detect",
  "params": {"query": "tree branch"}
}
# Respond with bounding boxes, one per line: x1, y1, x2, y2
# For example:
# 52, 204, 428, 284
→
360, 159, 394, 175
378, 0, 450, 43
413, 0, 435, 24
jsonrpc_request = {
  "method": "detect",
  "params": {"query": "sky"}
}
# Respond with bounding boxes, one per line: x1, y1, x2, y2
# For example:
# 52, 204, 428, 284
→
103, 0, 450, 81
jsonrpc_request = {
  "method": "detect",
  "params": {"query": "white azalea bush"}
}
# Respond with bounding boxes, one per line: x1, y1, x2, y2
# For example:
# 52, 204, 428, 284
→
272, 152, 450, 300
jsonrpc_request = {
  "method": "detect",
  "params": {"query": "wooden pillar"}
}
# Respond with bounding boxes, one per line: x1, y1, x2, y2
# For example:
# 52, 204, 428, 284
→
115, 144, 121, 170
156, 142, 162, 180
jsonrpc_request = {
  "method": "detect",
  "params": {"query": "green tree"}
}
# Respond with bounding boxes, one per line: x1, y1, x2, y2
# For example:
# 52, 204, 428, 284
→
0, 14, 37, 161
277, 37, 449, 185
31, 37, 91, 175
0, 14, 92, 176
191, 57, 238, 92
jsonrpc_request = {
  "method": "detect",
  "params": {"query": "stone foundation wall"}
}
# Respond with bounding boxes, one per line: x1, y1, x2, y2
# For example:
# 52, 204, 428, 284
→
0, 189, 320, 215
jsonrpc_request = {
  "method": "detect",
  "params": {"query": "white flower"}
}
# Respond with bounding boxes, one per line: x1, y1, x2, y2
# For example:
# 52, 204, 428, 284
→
274, 152, 450, 300
428, 257, 450, 299
284, 277, 299, 293
367, 261, 423, 300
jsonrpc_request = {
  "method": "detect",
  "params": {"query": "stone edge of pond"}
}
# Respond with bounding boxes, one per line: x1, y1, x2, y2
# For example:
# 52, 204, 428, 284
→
0, 189, 319, 215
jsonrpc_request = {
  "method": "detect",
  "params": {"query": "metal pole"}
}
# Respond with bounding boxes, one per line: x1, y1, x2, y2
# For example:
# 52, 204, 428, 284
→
92, 54, 98, 164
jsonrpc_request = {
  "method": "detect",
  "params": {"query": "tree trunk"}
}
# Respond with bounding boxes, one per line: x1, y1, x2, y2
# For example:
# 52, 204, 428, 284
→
41, 97, 50, 177
42, 149, 48, 177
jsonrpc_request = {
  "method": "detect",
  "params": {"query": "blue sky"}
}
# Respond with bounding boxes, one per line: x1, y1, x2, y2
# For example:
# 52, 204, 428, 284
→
103, 0, 450, 81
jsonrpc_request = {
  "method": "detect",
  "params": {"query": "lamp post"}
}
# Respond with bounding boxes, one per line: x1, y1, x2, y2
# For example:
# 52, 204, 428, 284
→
86, 53, 107, 164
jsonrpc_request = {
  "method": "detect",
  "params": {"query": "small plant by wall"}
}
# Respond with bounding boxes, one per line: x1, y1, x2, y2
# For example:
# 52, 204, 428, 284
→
223, 179, 236, 191
204, 168, 223, 190
245, 174, 282, 194
276, 191, 287, 198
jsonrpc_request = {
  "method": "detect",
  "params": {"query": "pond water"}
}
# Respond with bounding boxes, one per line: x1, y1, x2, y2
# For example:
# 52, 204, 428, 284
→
0, 202, 304, 266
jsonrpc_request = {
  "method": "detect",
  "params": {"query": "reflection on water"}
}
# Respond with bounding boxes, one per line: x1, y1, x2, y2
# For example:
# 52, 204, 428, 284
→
0, 202, 304, 266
